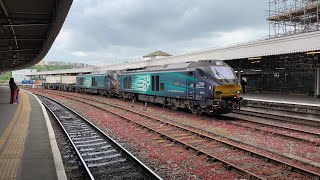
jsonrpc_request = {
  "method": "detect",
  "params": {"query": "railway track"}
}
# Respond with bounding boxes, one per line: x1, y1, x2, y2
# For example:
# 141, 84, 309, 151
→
38, 95, 161, 180
47, 110, 92, 180
240, 105, 320, 127
38, 90, 320, 179
224, 112, 320, 145
48, 90, 320, 146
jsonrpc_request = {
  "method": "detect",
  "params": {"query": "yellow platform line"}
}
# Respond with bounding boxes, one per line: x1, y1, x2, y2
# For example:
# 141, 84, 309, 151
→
0, 96, 23, 150
0, 92, 31, 179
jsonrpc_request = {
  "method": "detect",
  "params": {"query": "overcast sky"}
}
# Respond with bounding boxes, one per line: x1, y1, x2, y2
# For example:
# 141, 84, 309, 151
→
44, 0, 269, 65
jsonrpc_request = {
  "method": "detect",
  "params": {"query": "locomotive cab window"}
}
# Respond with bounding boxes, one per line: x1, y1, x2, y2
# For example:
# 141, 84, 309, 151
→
211, 66, 236, 79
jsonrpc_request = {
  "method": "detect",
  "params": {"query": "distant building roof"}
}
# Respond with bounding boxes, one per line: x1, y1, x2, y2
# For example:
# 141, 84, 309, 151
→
143, 51, 172, 58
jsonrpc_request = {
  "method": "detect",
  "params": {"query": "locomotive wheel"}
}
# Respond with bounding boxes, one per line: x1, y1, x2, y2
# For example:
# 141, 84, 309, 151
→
191, 110, 201, 115
171, 105, 178, 111
191, 107, 203, 116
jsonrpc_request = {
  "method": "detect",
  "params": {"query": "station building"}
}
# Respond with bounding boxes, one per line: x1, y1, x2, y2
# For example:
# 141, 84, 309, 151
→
12, 69, 37, 84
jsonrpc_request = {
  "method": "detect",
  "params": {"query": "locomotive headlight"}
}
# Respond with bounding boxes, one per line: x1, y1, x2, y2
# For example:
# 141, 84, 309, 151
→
236, 91, 240, 94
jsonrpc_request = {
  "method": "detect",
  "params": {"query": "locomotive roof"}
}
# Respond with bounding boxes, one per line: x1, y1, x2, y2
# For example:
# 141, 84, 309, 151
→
122, 60, 226, 73
77, 73, 111, 77
77, 71, 115, 76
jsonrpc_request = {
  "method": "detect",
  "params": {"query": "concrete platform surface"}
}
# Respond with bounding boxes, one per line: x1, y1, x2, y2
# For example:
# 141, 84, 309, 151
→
0, 86, 18, 138
243, 92, 320, 107
0, 86, 65, 180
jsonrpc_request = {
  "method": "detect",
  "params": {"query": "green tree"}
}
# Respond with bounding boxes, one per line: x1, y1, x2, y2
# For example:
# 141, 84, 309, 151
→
30, 64, 73, 71
0, 71, 12, 80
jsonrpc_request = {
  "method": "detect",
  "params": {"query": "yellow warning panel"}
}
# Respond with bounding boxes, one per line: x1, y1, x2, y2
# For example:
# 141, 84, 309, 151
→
0, 92, 31, 179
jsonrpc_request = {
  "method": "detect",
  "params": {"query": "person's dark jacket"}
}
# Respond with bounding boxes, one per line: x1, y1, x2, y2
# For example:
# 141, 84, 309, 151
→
241, 79, 247, 86
9, 81, 17, 90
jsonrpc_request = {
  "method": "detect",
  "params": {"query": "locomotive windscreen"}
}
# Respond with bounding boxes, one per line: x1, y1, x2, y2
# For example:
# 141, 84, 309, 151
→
211, 66, 236, 80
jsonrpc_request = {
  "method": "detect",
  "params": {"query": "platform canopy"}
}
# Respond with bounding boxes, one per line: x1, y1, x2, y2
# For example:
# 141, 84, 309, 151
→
0, 0, 72, 73
26, 29, 320, 76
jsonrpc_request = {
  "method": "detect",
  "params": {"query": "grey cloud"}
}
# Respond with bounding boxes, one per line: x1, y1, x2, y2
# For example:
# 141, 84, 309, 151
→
45, 0, 268, 63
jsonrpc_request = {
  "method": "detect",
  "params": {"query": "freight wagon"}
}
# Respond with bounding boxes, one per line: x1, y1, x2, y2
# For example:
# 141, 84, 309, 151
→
43, 76, 61, 89
60, 76, 77, 91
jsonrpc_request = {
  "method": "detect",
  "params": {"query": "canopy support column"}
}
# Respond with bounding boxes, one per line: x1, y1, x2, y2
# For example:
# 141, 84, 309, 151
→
315, 65, 320, 98
237, 71, 241, 85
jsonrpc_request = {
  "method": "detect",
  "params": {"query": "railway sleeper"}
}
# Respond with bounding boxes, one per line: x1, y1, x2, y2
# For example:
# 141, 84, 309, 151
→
223, 164, 232, 171
207, 157, 217, 163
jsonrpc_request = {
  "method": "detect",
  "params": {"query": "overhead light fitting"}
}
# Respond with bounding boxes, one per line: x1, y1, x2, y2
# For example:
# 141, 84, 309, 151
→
248, 57, 262, 60
306, 51, 320, 55
251, 60, 261, 64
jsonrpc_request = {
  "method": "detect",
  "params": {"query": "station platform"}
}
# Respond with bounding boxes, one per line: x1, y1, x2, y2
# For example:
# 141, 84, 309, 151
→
242, 92, 320, 107
0, 86, 66, 180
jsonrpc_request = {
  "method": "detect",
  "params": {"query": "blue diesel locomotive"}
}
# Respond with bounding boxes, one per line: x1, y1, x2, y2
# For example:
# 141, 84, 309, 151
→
117, 60, 246, 114
76, 72, 117, 96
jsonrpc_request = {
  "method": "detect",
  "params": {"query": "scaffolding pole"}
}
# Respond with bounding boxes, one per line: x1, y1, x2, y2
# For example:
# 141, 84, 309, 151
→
267, 0, 320, 37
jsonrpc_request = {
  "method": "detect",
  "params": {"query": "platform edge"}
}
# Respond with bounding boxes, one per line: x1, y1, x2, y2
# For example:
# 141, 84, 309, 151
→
245, 98, 320, 107
24, 90, 67, 180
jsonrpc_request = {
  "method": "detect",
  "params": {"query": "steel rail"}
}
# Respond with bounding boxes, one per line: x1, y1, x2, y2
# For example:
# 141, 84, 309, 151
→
38, 94, 162, 180
222, 114, 320, 145
235, 108, 320, 127
41, 98, 95, 180
43, 92, 262, 179
242, 104, 320, 126
43, 91, 320, 179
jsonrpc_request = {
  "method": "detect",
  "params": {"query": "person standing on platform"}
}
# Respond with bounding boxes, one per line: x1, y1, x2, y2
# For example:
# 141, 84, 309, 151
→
9, 78, 18, 104
241, 78, 247, 93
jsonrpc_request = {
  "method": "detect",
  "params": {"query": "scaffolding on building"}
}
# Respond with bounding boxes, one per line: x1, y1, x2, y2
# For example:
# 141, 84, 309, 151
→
267, 0, 320, 37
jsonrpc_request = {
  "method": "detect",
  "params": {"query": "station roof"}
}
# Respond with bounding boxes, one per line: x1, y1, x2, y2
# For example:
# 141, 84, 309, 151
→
26, 30, 320, 76
0, 0, 73, 73
26, 67, 96, 76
